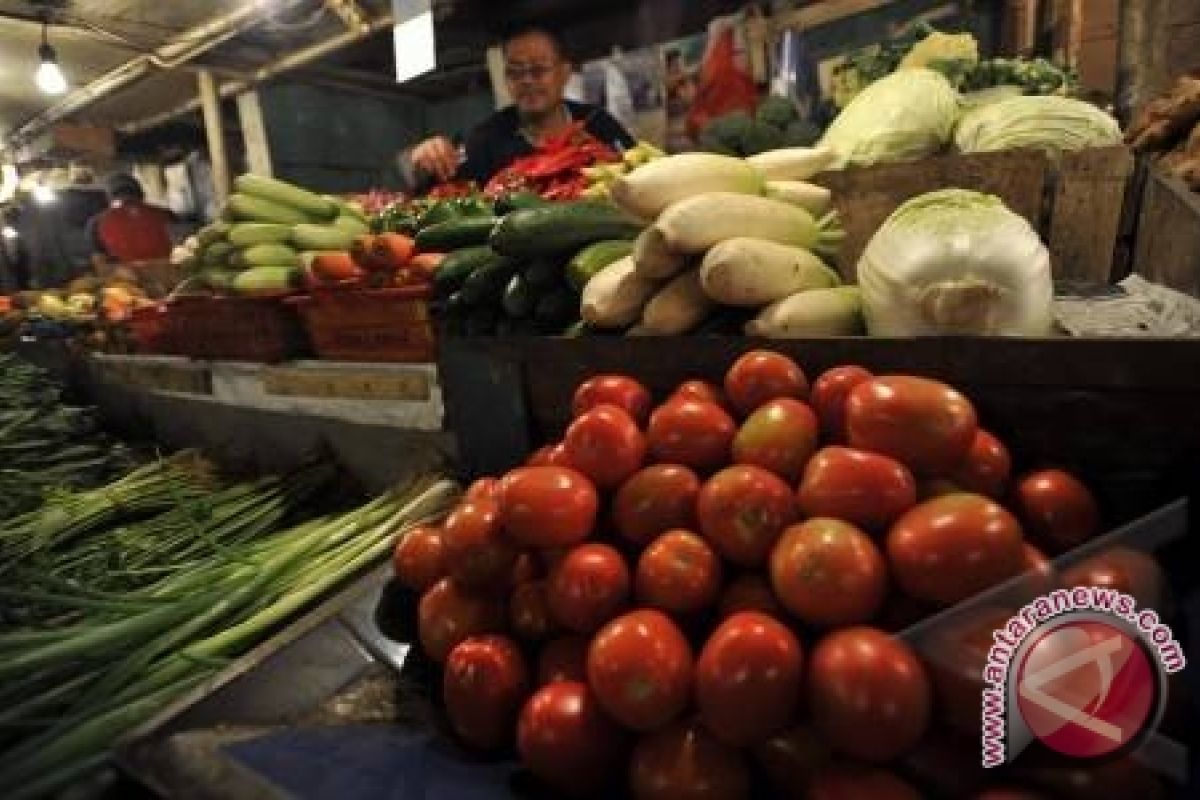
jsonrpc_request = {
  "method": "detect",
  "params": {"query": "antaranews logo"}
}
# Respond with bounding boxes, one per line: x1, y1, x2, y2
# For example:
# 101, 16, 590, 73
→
980, 585, 1185, 768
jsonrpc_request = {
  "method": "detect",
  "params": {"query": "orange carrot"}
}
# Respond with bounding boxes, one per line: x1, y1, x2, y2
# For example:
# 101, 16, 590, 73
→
408, 252, 446, 278
309, 251, 363, 282
372, 233, 416, 269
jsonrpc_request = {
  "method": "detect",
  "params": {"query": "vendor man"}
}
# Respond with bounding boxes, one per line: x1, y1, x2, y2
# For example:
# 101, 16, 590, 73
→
402, 26, 635, 189
86, 173, 174, 265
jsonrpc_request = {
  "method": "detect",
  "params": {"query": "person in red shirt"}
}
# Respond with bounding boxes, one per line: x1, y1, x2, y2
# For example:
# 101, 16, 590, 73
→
87, 173, 174, 264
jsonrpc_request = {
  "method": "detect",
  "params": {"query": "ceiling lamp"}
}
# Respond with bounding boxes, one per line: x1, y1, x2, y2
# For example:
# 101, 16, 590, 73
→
35, 21, 68, 96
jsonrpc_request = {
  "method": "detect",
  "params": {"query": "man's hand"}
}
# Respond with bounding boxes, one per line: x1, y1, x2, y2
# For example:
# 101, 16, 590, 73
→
411, 136, 460, 182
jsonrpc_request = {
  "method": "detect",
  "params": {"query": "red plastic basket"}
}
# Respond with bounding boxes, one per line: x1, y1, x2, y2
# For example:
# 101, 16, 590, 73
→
288, 287, 435, 363
166, 295, 309, 363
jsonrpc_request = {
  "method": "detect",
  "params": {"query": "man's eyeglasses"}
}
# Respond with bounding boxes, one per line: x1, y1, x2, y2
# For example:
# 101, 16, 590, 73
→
505, 63, 557, 82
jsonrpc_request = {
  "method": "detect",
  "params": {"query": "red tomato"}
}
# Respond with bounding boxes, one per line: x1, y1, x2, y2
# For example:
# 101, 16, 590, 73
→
441, 498, 518, 589
731, 398, 820, 483
724, 350, 809, 415
887, 493, 1025, 607
808, 626, 932, 762
718, 573, 786, 620
1011, 468, 1101, 552
753, 725, 831, 799
811, 365, 873, 442
509, 552, 541, 585
797, 446, 918, 532
695, 611, 803, 746
671, 379, 727, 408
391, 525, 446, 592
846, 375, 978, 475
807, 765, 923, 800
573, 374, 652, 426
923, 606, 1014, 736
537, 636, 591, 685
1020, 542, 1057, 597
950, 430, 1011, 498
527, 442, 575, 468
563, 404, 647, 489
444, 635, 529, 750
417, 577, 505, 663
697, 465, 797, 567
500, 466, 598, 548
517, 681, 628, 796
465, 477, 501, 504
612, 464, 701, 547
510, 580, 556, 641
635, 529, 723, 615
917, 478, 964, 500
546, 543, 631, 633
647, 400, 736, 473
629, 720, 751, 800
770, 518, 888, 626
588, 609, 693, 730
1060, 546, 1165, 610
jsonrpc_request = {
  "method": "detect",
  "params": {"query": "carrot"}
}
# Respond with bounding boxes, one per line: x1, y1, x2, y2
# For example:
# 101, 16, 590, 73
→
309, 251, 364, 282
408, 252, 446, 279
372, 233, 416, 269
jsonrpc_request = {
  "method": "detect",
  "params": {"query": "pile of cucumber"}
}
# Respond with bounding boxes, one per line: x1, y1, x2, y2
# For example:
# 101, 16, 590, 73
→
434, 200, 643, 337
186, 175, 370, 297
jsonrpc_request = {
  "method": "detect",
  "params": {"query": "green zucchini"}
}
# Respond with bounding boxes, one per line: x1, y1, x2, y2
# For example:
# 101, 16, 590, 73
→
459, 256, 519, 306
502, 274, 536, 318
490, 202, 643, 258
415, 217, 499, 252
235, 174, 335, 219
231, 266, 303, 296
292, 224, 356, 252
566, 239, 635, 291
228, 223, 294, 248
433, 246, 509, 299
235, 243, 300, 268
520, 258, 562, 290
495, 191, 550, 215
227, 193, 310, 226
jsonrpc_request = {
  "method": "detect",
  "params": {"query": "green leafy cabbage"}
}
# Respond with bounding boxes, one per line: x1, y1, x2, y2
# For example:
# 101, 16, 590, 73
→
954, 95, 1122, 155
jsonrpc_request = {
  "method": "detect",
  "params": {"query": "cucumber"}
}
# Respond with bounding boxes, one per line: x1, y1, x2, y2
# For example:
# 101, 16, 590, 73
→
434, 246, 505, 298
459, 256, 519, 306
227, 193, 310, 226
444, 290, 471, 316
231, 266, 303, 296
292, 224, 356, 252
464, 307, 499, 337
235, 243, 300, 268
495, 191, 550, 215
490, 202, 643, 258
567, 239, 635, 291
197, 222, 231, 247
202, 241, 235, 267
521, 258, 561, 290
502, 274, 536, 318
235, 174, 335, 219
415, 217, 499, 252
534, 287, 581, 331
332, 214, 370, 236
228, 223, 294, 248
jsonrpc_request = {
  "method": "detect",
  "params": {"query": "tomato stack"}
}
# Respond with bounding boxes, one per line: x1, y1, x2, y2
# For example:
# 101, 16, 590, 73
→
393, 350, 1155, 799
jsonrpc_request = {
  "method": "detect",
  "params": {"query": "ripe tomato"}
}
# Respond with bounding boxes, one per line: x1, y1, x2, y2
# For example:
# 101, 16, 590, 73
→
671, 379, 727, 408
510, 580, 556, 641
509, 552, 541, 586
612, 464, 701, 547
1020, 542, 1056, 597
546, 543, 630, 633
807, 765, 923, 800
636, 529, 723, 615
441, 498, 518, 589
517, 681, 628, 796
629, 720, 751, 800
887, 494, 1024, 607
417, 577, 505, 663
697, 465, 797, 567
811, 365, 873, 442
718, 573, 786, 620
527, 442, 575, 468
647, 400, 736, 473
731, 398, 820, 483
923, 606, 1014, 736
500, 466, 598, 548
753, 725, 831, 799
391, 525, 446, 592
797, 446, 918, 532
695, 611, 803, 746
444, 635, 529, 751
724, 350, 809, 416
950, 430, 1011, 498
563, 404, 647, 489
917, 478, 963, 500
1060, 546, 1165, 610
846, 375, 978, 475
573, 374, 652, 426
588, 609, 693, 730
770, 518, 888, 626
808, 626, 931, 762
1011, 468, 1101, 552
537, 635, 590, 685
465, 477, 501, 504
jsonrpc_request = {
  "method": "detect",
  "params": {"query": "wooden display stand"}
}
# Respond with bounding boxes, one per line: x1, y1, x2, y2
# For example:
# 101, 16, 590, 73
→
1133, 168, 1200, 298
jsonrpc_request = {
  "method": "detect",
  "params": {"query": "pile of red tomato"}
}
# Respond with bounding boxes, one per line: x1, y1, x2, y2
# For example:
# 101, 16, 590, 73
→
392, 350, 1163, 800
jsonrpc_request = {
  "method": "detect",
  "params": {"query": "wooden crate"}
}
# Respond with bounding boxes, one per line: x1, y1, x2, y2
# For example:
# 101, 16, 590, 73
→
1133, 168, 1200, 298
816, 145, 1136, 285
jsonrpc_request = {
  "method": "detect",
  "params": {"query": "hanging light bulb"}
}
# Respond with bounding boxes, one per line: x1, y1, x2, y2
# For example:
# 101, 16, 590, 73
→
34, 22, 68, 95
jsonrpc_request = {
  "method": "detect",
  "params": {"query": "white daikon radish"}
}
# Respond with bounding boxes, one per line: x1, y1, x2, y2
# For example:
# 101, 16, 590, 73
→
633, 227, 687, 280
700, 238, 840, 307
581, 255, 660, 329
747, 146, 837, 180
764, 180, 832, 217
656, 192, 841, 258
745, 287, 864, 338
641, 270, 715, 335
610, 153, 764, 221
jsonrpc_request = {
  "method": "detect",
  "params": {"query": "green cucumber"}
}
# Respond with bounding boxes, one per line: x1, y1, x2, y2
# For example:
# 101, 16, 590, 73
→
415, 217, 499, 252
292, 224, 356, 252
231, 266, 303, 296
227, 193, 310, 226
332, 214, 370, 236
228, 223, 294, 248
495, 191, 550, 215
464, 306, 499, 336
235, 243, 300, 268
235, 174, 335, 219
502, 274, 536, 318
459, 256, 519, 306
534, 287, 580, 331
490, 202, 643, 258
520, 258, 561, 289
434, 246, 508, 298
566, 239, 635, 291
